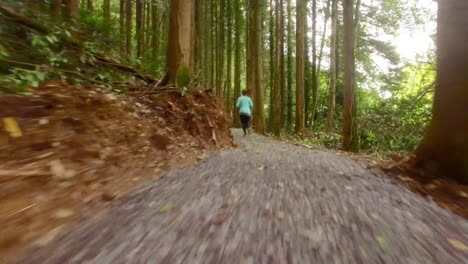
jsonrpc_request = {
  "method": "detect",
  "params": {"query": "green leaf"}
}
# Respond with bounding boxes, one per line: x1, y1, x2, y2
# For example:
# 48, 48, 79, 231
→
159, 204, 176, 213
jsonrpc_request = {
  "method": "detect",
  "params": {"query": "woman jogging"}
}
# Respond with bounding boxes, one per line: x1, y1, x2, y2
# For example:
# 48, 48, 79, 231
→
236, 89, 254, 136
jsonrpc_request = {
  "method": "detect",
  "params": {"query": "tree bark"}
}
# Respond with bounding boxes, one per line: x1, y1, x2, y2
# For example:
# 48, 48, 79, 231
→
279, 0, 286, 129
268, 0, 275, 131
286, 0, 293, 130
125, 0, 132, 58
103, 0, 110, 38
63, 0, 79, 22
249, 0, 266, 134
51, 0, 62, 18
342, 0, 359, 151
165, 0, 195, 83
295, 0, 306, 134
272, 0, 282, 136
233, 0, 242, 127
136, 0, 144, 58
120, 0, 125, 55
415, 0, 468, 183
216, 0, 226, 99
225, 0, 233, 114
309, 0, 318, 129
326, 0, 338, 133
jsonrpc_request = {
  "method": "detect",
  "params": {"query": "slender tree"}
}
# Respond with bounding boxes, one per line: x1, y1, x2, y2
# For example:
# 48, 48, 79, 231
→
225, 0, 233, 113
268, 0, 275, 130
103, 0, 111, 37
216, 0, 226, 99
415, 0, 468, 183
233, 0, 243, 127
326, 0, 338, 133
342, 0, 358, 151
272, 0, 282, 136
136, 0, 145, 58
286, 0, 293, 130
295, 0, 306, 134
309, 0, 318, 128
120, 0, 126, 54
125, 0, 132, 58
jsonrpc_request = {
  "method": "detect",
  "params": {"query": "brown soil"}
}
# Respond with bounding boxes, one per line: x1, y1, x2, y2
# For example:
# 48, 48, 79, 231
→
0, 81, 233, 261
376, 156, 468, 219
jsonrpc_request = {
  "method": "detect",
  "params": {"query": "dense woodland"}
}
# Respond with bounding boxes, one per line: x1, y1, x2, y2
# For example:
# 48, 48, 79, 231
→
0, 0, 466, 182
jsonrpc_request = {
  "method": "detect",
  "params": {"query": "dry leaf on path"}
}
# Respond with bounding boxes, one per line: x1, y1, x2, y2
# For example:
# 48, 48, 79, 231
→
448, 239, 468, 251
3, 117, 22, 137
159, 204, 176, 213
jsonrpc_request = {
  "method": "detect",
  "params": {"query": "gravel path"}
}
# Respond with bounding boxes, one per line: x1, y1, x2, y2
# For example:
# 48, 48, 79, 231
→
19, 130, 468, 263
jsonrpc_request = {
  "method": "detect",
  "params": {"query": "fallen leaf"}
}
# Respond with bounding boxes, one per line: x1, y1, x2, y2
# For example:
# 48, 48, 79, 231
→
448, 239, 468, 251
53, 209, 74, 219
3, 117, 22, 137
159, 204, 176, 213
345, 186, 353, 191
459, 192, 468, 198
276, 211, 285, 220
277, 182, 284, 188
258, 166, 264, 171
375, 235, 387, 248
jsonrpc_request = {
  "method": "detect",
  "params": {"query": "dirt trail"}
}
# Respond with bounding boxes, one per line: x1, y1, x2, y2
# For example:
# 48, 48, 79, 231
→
18, 130, 468, 263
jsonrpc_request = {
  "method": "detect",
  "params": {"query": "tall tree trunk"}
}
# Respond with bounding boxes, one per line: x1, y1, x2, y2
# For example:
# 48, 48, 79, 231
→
415, 0, 468, 183
295, 0, 306, 134
272, 0, 282, 136
309, 0, 319, 129
326, 0, 338, 133
51, 0, 62, 18
151, 2, 159, 62
103, 0, 110, 38
268, 0, 275, 131
165, 0, 195, 83
342, 0, 358, 151
286, 0, 293, 130
125, 0, 132, 58
63, 0, 79, 22
194, 0, 203, 76
279, 0, 286, 129
136, 0, 144, 58
249, 0, 266, 134
120, 0, 126, 55
233, 0, 242, 127
216, 0, 225, 99
226, 0, 233, 114
210, 0, 215, 88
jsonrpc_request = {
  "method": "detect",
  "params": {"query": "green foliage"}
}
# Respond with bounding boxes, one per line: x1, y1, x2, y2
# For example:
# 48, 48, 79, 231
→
176, 64, 191, 96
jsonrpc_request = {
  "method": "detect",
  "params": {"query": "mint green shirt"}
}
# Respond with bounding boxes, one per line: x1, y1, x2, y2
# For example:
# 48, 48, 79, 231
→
236, 96, 253, 116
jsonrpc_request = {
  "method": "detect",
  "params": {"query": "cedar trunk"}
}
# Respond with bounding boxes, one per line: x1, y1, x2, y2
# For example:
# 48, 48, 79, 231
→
342, 0, 358, 151
166, 0, 195, 83
326, 0, 338, 133
415, 0, 468, 183
272, 0, 282, 136
295, 0, 306, 134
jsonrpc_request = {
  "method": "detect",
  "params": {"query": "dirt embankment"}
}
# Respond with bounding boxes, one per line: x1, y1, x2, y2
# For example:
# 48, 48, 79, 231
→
0, 81, 233, 260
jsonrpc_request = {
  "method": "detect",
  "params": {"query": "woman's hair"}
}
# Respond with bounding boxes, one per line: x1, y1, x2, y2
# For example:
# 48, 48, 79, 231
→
242, 89, 247, 95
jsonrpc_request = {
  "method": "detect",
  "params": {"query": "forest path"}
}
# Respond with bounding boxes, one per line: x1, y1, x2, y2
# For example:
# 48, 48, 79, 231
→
20, 129, 468, 263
